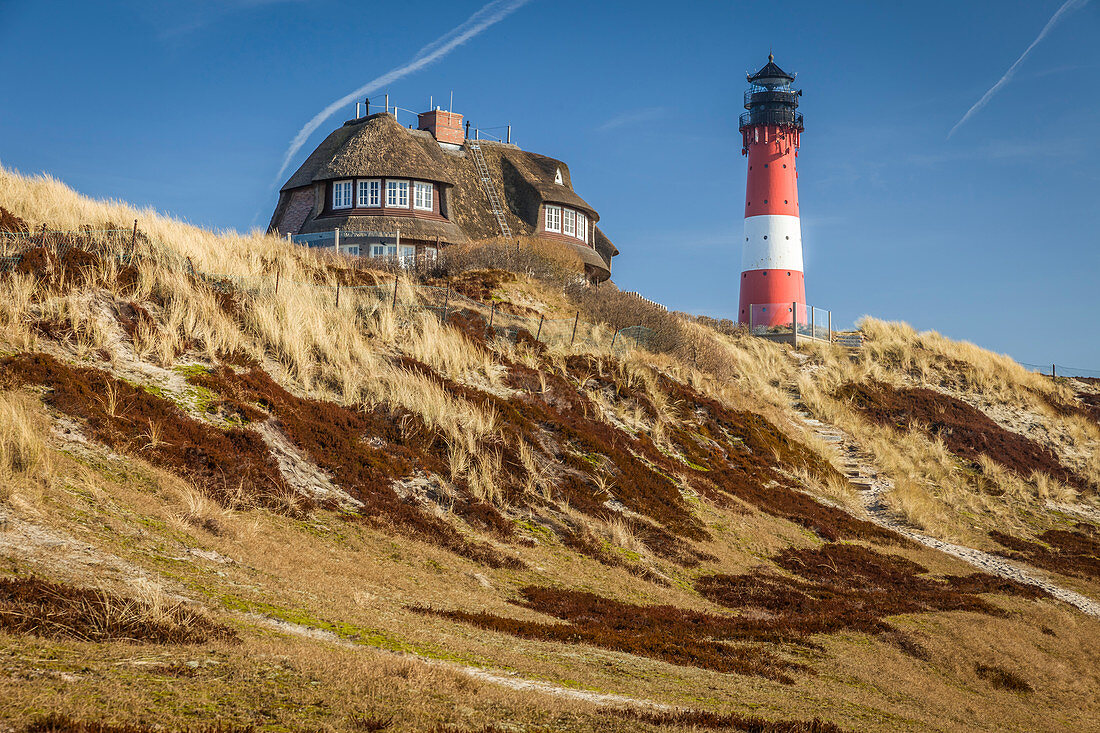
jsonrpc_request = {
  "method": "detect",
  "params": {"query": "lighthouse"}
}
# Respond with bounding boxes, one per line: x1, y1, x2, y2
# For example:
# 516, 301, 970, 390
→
738, 54, 805, 326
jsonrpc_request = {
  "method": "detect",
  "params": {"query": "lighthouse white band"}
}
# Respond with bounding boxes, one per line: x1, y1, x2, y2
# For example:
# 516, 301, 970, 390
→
742, 214, 804, 272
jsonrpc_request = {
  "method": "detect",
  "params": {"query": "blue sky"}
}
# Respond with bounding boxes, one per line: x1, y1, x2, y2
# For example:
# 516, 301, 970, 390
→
2, 0, 1098, 368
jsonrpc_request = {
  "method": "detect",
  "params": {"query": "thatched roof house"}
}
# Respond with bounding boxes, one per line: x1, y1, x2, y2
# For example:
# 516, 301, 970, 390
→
269, 109, 618, 281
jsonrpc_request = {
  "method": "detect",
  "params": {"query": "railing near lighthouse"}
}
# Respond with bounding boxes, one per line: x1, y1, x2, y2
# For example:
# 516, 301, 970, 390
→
747, 303, 860, 348
739, 109, 804, 130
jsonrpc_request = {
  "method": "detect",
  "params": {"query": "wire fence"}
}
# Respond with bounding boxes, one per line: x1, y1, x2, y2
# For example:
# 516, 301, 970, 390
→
1018, 362, 1100, 380
0, 225, 656, 356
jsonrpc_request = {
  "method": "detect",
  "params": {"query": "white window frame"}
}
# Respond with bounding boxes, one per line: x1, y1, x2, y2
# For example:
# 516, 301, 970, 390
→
413, 181, 433, 211
385, 179, 409, 208
545, 205, 561, 233
342, 245, 360, 256
332, 180, 353, 210
578, 213, 588, 243
562, 208, 576, 237
370, 244, 386, 258
398, 244, 416, 267
424, 246, 438, 261
358, 179, 380, 208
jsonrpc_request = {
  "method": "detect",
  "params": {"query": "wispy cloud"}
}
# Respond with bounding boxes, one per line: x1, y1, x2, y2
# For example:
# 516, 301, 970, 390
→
596, 106, 668, 132
948, 0, 1092, 138
906, 137, 1060, 165
270, 0, 532, 189
160, 0, 308, 39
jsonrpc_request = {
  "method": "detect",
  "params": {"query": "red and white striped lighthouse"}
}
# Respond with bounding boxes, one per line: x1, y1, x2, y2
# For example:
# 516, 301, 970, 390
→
737, 55, 805, 326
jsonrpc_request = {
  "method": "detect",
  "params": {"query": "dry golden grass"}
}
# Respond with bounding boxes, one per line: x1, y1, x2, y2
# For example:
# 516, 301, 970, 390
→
3, 165, 1100, 731
0, 391, 52, 502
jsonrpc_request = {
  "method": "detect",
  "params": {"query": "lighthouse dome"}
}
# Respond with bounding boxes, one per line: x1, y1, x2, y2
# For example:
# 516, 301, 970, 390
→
747, 54, 795, 87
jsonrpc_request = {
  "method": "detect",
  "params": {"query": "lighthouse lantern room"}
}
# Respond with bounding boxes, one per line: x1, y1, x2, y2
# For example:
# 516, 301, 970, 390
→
738, 54, 806, 327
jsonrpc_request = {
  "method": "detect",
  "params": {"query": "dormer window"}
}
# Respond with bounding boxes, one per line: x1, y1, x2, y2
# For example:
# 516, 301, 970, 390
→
562, 209, 576, 237
578, 212, 588, 244
358, 179, 380, 207
332, 180, 353, 209
545, 205, 561, 233
385, 179, 409, 208
413, 181, 434, 211
554, 168, 563, 185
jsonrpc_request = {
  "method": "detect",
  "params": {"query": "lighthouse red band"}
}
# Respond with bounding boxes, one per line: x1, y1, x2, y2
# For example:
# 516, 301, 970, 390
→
738, 55, 805, 327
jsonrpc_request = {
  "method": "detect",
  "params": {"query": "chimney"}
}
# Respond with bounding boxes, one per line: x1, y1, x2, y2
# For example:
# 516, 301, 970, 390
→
418, 107, 464, 145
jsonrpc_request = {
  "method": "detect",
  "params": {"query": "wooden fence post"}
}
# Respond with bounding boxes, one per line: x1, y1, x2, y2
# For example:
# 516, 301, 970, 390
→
570, 311, 579, 347
392, 277, 399, 308
810, 306, 815, 341
1052, 364, 1057, 378
335, 281, 341, 308
828, 311, 833, 343
489, 303, 496, 328
792, 302, 798, 348
442, 286, 450, 322
535, 315, 544, 342
275, 267, 280, 295
610, 329, 619, 351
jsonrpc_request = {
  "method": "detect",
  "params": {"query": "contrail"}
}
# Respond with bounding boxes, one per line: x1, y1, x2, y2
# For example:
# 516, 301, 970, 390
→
271, 0, 532, 187
948, 0, 1091, 138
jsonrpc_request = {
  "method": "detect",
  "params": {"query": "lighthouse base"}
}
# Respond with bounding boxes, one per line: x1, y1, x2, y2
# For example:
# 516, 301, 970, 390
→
737, 269, 806, 326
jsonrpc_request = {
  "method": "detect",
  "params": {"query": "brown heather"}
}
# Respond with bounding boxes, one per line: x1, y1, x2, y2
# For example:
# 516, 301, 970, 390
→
190, 364, 522, 569
0, 353, 299, 514
989, 526, 1100, 582
420, 543, 1043, 683
835, 380, 1092, 492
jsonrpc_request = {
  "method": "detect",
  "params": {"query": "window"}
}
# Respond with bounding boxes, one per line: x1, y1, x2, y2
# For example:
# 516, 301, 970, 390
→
554, 168, 563, 185
342, 245, 360, 256
332, 180, 353, 209
358, 179, 380, 207
413, 181, 433, 211
577, 213, 588, 244
545, 205, 561, 232
386, 179, 409, 207
399, 244, 416, 266
562, 208, 576, 237
370, 244, 386, 258
424, 246, 438, 261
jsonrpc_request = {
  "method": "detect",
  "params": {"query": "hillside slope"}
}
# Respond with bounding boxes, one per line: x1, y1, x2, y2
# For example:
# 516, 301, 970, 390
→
0, 167, 1098, 733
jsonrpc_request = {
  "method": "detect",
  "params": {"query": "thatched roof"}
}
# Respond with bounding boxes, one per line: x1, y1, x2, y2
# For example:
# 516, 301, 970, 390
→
282, 114, 457, 191
273, 113, 617, 274
299, 213, 468, 245
593, 227, 619, 261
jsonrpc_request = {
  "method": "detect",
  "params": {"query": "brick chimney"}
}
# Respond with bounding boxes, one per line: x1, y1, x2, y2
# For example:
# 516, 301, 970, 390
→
418, 108, 464, 145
